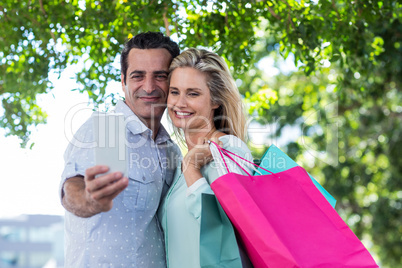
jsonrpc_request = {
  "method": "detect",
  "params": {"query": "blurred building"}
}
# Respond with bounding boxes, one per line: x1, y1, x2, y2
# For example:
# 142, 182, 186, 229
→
0, 215, 64, 268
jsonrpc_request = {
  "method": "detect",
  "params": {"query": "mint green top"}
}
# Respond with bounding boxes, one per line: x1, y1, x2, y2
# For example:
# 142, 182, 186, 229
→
157, 135, 253, 268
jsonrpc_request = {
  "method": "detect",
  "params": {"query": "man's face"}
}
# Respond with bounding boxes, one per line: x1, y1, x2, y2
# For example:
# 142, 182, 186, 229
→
122, 48, 172, 127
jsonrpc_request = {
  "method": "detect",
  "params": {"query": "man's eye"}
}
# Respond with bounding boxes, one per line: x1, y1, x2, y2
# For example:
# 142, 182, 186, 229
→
156, 75, 168, 81
131, 75, 144, 80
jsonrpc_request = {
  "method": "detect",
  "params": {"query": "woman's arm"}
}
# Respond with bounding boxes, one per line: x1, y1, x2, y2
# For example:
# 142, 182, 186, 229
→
182, 139, 218, 187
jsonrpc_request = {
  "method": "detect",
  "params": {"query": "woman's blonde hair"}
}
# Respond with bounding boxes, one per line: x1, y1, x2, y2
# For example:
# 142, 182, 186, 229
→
168, 48, 247, 142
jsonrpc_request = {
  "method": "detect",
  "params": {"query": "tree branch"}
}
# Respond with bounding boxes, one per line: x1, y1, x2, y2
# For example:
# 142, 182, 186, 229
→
49, 30, 57, 44
38, 0, 58, 44
280, 0, 291, 9
39, 0, 47, 17
287, 12, 296, 32
0, 5, 8, 21
137, 0, 155, 11
331, 0, 341, 21
267, 6, 281, 20
163, 6, 170, 36
338, 102, 362, 114
172, 4, 180, 41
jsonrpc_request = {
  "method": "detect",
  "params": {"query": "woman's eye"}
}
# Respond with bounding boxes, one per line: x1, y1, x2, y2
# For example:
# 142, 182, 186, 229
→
188, 93, 199, 97
169, 90, 179, 95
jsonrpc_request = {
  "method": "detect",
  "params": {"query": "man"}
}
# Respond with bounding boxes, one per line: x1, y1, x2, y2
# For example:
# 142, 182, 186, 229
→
60, 32, 181, 267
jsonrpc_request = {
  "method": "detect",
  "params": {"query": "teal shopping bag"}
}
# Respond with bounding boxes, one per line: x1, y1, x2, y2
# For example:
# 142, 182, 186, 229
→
255, 144, 337, 207
200, 193, 249, 268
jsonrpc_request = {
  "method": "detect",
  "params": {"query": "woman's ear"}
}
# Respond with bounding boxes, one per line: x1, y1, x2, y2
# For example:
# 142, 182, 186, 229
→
212, 103, 220, 110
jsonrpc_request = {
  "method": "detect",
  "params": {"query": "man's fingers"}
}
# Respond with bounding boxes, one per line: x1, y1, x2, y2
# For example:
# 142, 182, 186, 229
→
85, 174, 128, 214
86, 172, 124, 193
85, 165, 109, 181
89, 176, 128, 201
100, 179, 128, 203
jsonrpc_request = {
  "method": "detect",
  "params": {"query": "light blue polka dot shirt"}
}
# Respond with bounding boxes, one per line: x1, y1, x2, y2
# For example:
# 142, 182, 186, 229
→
61, 100, 181, 267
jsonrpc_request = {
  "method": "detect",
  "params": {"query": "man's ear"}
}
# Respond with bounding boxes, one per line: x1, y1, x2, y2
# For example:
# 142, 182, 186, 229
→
121, 74, 126, 92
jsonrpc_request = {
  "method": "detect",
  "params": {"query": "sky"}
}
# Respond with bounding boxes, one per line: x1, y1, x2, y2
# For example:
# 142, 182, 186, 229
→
0, 66, 124, 218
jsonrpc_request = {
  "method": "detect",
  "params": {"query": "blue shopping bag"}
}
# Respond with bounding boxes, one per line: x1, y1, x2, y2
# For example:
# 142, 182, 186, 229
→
254, 144, 337, 207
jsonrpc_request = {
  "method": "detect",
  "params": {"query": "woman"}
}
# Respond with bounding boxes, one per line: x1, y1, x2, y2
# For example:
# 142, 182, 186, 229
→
158, 48, 253, 267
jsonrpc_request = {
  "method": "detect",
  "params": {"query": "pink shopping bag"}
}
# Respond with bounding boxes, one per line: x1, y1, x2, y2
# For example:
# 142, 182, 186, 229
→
209, 142, 378, 268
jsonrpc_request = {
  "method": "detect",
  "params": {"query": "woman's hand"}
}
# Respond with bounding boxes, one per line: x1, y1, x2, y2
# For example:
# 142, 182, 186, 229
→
182, 137, 222, 187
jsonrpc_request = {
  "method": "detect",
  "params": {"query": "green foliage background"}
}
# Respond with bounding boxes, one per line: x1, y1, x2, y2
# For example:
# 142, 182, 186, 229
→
1, 0, 401, 266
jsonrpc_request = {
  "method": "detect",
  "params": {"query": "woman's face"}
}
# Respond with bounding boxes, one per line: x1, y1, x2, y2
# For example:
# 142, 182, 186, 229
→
168, 67, 219, 132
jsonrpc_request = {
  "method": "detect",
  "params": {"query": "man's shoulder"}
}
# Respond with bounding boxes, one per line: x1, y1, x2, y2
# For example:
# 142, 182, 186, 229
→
65, 113, 98, 150
166, 140, 182, 157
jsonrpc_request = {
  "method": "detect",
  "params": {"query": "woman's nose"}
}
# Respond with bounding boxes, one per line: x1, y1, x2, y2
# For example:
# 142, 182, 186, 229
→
169, 93, 187, 107
175, 94, 187, 107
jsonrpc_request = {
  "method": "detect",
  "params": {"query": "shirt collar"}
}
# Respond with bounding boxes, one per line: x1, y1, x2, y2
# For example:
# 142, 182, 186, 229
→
155, 123, 172, 145
114, 100, 172, 145
114, 100, 148, 135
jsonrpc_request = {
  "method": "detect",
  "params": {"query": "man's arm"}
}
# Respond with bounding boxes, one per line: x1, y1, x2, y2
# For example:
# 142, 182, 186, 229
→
62, 165, 129, 218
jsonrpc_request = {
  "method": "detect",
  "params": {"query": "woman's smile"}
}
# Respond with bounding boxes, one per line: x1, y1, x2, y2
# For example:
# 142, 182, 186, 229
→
173, 110, 193, 118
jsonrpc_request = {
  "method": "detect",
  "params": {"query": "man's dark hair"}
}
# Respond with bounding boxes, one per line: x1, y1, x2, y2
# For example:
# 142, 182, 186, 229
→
120, 31, 180, 84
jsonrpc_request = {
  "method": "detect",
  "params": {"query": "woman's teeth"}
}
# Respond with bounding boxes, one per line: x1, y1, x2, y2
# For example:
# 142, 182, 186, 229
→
176, 111, 191, 116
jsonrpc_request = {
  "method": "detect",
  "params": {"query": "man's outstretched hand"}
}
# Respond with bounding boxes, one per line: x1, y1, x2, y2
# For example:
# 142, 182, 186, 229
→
63, 165, 129, 218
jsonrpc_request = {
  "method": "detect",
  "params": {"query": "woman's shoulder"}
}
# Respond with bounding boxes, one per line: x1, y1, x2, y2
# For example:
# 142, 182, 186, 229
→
218, 134, 247, 147
218, 135, 251, 156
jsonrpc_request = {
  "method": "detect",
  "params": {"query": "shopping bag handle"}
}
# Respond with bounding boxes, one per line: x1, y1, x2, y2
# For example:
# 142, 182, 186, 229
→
211, 140, 252, 176
209, 140, 275, 177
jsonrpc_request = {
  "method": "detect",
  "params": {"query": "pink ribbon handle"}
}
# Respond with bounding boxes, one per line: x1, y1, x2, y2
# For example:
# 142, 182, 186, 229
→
209, 140, 275, 177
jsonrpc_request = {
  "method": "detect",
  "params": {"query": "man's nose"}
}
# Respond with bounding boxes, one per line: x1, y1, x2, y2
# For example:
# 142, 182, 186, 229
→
143, 77, 156, 94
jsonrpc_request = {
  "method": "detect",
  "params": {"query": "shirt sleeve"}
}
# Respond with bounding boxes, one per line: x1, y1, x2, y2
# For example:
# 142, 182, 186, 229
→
59, 116, 96, 201
186, 177, 208, 196
184, 136, 254, 222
